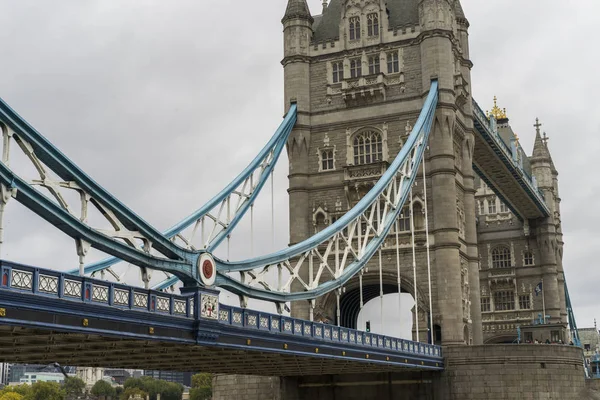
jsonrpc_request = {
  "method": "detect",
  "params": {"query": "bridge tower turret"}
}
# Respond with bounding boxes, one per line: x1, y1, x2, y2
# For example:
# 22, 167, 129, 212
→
283, 0, 313, 246
282, 0, 314, 320
531, 125, 566, 325
453, 0, 483, 345
418, 0, 481, 345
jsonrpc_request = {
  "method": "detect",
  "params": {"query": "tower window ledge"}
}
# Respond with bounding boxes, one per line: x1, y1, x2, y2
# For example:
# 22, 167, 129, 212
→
385, 72, 405, 86
487, 267, 516, 278
484, 213, 513, 225
340, 75, 386, 101
344, 161, 388, 182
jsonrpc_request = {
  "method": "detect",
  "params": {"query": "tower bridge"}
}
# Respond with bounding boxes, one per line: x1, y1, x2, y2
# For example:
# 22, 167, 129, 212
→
0, 0, 591, 399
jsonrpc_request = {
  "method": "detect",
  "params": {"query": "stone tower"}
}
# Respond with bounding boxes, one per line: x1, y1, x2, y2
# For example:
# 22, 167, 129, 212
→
530, 123, 566, 326
283, 0, 482, 345
473, 101, 567, 344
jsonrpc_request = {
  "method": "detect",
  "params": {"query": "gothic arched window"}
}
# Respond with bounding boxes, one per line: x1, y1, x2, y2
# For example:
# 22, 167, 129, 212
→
387, 52, 399, 73
523, 251, 534, 266
491, 246, 511, 269
368, 55, 380, 75
413, 203, 424, 230
332, 61, 344, 83
397, 207, 410, 232
488, 196, 497, 214
353, 130, 382, 165
321, 150, 334, 171
349, 17, 361, 41
350, 58, 362, 78
367, 13, 379, 37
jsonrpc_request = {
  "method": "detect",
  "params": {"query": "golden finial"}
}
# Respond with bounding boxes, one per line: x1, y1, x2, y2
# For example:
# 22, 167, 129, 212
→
514, 132, 520, 146
489, 96, 508, 120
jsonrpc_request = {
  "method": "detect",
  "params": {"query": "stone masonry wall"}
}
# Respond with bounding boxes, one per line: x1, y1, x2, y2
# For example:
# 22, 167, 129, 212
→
440, 344, 587, 399
212, 375, 284, 400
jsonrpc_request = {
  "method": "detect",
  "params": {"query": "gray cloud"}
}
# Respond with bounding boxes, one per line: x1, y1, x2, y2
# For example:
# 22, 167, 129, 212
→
0, 0, 596, 336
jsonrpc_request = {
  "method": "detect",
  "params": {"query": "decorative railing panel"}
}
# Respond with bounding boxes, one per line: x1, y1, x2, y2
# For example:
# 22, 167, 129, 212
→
218, 304, 443, 359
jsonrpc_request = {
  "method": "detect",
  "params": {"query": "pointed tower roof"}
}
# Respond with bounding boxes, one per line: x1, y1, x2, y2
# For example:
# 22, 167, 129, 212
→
454, 0, 466, 19
532, 118, 551, 160
282, 0, 314, 24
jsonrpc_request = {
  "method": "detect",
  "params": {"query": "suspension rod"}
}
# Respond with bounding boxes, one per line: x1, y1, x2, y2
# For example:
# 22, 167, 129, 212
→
410, 189, 418, 342
422, 157, 434, 345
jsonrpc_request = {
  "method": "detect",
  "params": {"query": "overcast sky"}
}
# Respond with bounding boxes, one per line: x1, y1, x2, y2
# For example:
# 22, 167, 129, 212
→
0, 0, 597, 337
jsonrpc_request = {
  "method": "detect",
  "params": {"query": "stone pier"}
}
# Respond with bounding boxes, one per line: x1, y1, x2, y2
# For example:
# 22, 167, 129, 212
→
213, 345, 588, 400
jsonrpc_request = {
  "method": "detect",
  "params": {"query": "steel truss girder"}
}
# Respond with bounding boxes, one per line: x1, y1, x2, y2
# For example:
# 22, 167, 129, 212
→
0, 94, 296, 286
213, 81, 439, 303
0, 99, 202, 282
72, 105, 297, 284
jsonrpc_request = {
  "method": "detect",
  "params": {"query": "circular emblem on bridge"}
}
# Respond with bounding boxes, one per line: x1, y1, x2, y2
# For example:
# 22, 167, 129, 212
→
198, 253, 216, 286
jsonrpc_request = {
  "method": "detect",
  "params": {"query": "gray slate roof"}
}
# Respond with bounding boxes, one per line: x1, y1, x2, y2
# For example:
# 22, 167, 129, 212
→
312, 0, 467, 42
283, 0, 313, 23
454, 0, 466, 20
313, 0, 420, 42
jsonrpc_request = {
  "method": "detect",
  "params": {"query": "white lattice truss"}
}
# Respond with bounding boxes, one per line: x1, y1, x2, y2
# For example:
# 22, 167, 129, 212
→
221, 135, 424, 301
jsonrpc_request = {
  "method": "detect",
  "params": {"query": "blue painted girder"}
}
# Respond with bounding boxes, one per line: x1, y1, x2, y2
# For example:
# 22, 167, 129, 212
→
70, 104, 297, 277
212, 81, 439, 302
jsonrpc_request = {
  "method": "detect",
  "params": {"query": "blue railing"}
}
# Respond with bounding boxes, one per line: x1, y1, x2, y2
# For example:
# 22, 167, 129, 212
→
0, 260, 194, 318
0, 260, 443, 360
472, 99, 549, 215
218, 304, 442, 359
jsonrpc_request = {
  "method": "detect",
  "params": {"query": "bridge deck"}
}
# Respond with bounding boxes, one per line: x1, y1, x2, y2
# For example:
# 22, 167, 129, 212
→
472, 100, 550, 220
0, 260, 443, 375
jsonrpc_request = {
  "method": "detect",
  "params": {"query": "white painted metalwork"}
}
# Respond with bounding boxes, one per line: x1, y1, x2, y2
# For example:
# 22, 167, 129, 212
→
114, 288, 129, 306
409, 189, 419, 342
133, 292, 148, 308
63, 280, 81, 298
395, 219, 402, 331
92, 286, 109, 303
219, 133, 426, 302
174, 299, 186, 315
11, 269, 32, 290
39, 274, 59, 294
156, 297, 170, 312
422, 156, 435, 344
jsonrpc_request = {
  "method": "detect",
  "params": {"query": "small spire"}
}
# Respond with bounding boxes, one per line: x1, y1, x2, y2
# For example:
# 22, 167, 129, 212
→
282, 0, 314, 24
532, 118, 551, 160
322, 0, 328, 13
542, 131, 549, 147
534, 118, 542, 136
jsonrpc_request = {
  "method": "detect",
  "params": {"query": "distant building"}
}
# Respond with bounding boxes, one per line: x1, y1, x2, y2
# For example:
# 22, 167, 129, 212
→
104, 369, 131, 385
580, 321, 600, 365
76, 367, 104, 388
143, 370, 191, 387
9, 364, 74, 384
0, 363, 11, 385
19, 372, 70, 384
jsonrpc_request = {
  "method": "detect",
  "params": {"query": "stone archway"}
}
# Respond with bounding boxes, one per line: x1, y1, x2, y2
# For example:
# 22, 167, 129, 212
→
316, 272, 431, 341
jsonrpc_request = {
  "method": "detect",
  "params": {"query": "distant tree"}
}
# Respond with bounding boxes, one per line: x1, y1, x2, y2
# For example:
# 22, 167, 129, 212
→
28, 381, 65, 400
191, 374, 211, 389
0, 392, 24, 400
91, 380, 116, 398
189, 373, 212, 400
63, 377, 86, 397
158, 382, 183, 400
0, 386, 30, 397
123, 377, 182, 400
119, 387, 146, 400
